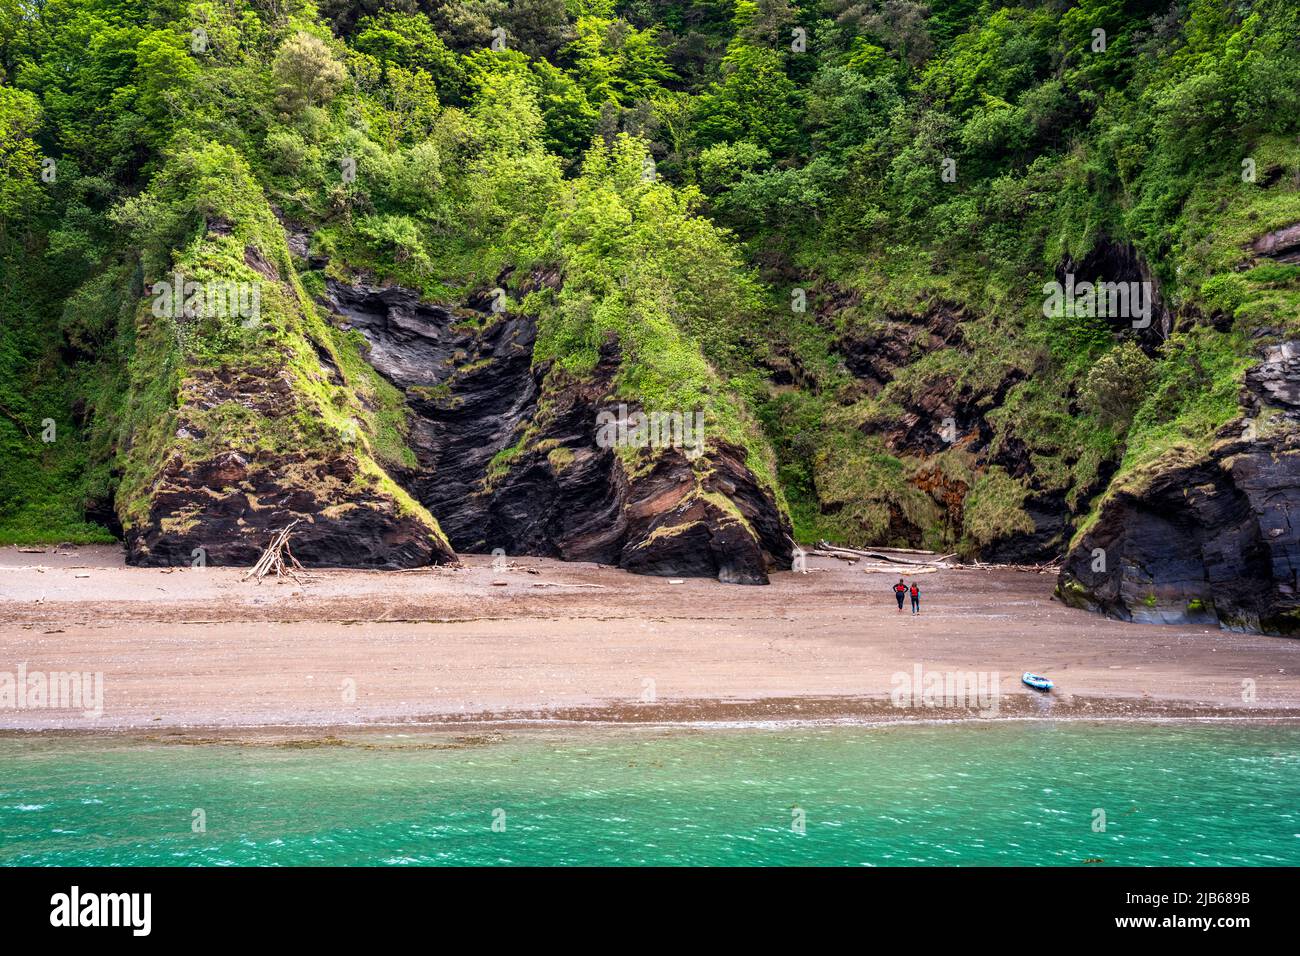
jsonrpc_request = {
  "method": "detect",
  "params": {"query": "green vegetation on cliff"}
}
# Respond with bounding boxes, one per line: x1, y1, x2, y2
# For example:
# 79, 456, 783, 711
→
1, 0, 1297, 558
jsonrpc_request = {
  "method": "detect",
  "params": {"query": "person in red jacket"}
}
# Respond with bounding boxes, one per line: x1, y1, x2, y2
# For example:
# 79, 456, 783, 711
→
910, 581, 920, 615
893, 578, 907, 613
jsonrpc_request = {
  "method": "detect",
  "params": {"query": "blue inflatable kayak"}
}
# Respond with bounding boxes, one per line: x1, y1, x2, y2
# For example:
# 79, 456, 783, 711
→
1022, 672, 1054, 692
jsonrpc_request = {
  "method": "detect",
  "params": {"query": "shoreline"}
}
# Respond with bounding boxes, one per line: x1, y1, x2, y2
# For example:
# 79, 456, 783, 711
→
4, 547, 1299, 734
4, 695, 1300, 741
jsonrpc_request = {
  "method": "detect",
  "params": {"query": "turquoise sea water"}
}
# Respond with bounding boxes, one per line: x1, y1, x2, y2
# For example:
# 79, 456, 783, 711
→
1, 721, 1298, 866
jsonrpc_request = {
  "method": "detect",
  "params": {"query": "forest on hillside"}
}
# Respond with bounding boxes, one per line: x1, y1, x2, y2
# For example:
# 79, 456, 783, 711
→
1, 1, 1298, 625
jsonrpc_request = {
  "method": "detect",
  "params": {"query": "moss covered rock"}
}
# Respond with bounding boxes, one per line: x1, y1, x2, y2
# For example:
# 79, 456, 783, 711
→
104, 141, 454, 567
1057, 342, 1300, 635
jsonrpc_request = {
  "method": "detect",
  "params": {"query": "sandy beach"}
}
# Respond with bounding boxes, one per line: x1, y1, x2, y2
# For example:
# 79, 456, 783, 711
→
2, 544, 1298, 732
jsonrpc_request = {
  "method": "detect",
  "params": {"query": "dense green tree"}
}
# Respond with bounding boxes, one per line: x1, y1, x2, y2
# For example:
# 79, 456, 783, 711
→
692, 42, 802, 156
0, 85, 43, 230
353, 10, 463, 98
565, 15, 676, 105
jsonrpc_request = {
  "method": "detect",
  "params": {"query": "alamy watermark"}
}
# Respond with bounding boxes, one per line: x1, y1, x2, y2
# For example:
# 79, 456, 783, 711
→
890, 664, 1000, 717
595, 404, 705, 460
151, 270, 262, 329
1, 664, 103, 718
50, 886, 150, 936
1042, 273, 1152, 329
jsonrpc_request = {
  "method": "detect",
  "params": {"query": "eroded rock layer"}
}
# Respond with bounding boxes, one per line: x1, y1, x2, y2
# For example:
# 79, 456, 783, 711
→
322, 280, 792, 583
822, 298, 1074, 561
126, 362, 456, 568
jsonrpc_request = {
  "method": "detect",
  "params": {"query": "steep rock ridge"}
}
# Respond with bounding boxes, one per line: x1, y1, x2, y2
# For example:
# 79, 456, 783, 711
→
1057, 342, 1300, 634
115, 148, 456, 569
474, 339, 790, 584
321, 280, 793, 583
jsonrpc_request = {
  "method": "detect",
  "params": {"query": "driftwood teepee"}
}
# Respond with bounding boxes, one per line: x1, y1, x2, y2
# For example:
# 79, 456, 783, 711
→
242, 519, 311, 584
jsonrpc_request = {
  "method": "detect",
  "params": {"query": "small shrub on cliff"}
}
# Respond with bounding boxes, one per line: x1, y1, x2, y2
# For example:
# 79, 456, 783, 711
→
354, 214, 432, 273
1199, 273, 1248, 319
273, 32, 348, 117
1079, 342, 1156, 428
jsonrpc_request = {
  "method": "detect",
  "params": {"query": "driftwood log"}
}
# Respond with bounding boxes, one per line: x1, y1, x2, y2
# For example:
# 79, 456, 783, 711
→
968, 558, 1063, 574
816, 540, 957, 567
809, 540, 1061, 573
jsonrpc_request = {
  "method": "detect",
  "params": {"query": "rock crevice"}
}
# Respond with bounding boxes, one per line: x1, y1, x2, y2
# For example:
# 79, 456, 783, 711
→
321, 280, 792, 583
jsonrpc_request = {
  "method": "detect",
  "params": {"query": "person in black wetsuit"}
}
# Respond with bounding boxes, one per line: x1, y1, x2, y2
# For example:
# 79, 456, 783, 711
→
910, 581, 920, 615
893, 578, 907, 613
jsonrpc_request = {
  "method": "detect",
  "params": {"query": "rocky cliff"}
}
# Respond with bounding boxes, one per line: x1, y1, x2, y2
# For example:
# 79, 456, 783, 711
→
799, 291, 1100, 562
108, 145, 456, 569
124, 357, 458, 569
92, 141, 792, 581
321, 280, 793, 583
1057, 341, 1300, 635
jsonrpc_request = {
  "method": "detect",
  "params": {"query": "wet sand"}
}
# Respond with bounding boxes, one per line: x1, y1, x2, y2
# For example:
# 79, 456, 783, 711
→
1, 545, 1298, 731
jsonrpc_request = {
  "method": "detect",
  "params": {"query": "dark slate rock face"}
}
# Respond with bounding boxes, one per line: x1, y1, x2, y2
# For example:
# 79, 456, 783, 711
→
320, 280, 541, 545
1057, 343, 1300, 635
124, 365, 457, 570
321, 280, 792, 583
1246, 341, 1300, 409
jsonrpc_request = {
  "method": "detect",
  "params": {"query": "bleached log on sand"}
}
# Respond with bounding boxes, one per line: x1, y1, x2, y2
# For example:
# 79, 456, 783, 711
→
816, 541, 957, 567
